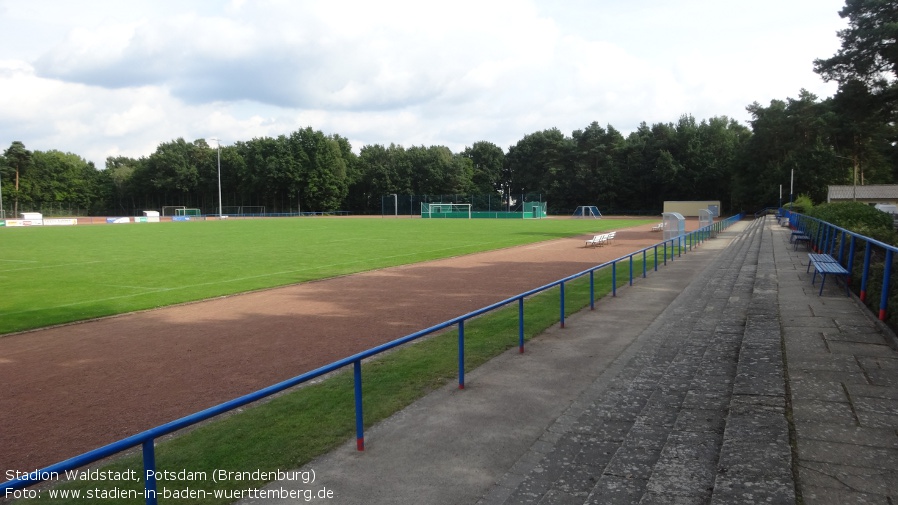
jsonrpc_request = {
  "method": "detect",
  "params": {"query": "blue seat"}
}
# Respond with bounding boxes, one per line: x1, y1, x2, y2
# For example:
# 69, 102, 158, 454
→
808, 254, 850, 296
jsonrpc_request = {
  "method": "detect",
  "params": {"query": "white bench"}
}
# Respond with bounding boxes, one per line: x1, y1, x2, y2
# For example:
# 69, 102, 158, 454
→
585, 231, 616, 247
585, 234, 608, 247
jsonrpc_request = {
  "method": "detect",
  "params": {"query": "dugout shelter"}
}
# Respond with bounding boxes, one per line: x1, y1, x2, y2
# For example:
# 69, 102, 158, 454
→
662, 212, 686, 241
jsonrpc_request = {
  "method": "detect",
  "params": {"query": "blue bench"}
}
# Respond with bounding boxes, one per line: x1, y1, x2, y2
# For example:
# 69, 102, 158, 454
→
793, 234, 811, 251
807, 253, 850, 296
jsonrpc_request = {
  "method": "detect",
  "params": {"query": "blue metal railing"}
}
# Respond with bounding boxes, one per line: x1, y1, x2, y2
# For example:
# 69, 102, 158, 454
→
784, 210, 897, 320
1, 214, 743, 503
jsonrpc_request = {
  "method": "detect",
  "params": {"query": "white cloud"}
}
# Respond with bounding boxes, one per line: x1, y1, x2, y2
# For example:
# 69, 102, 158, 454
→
0, 0, 849, 167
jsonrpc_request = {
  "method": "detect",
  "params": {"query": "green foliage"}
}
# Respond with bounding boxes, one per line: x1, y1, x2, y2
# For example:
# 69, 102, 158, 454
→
3, 140, 32, 215
785, 194, 814, 214
813, 0, 898, 187
500, 116, 749, 214
807, 201, 898, 245
736, 92, 841, 207
814, 0, 898, 87
504, 128, 568, 203
462, 141, 504, 194
564, 122, 625, 212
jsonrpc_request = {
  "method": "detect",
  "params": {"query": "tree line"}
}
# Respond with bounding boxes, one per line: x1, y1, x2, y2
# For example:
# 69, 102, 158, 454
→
2, 0, 895, 217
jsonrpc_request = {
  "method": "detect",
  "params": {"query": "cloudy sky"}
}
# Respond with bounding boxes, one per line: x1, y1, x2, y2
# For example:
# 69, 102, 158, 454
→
0, 0, 848, 168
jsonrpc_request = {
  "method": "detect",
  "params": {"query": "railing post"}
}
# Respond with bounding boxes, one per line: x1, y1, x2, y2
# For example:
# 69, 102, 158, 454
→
847, 235, 856, 287
518, 298, 525, 353
879, 249, 893, 321
629, 255, 633, 286
654, 245, 658, 271
663, 242, 667, 266
818, 221, 826, 253
838, 230, 847, 263
559, 281, 565, 328
458, 320, 465, 389
643, 249, 647, 278
143, 439, 158, 505
589, 270, 595, 310
354, 361, 364, 451
861, 242, 872, 302
612, 261, 617, 297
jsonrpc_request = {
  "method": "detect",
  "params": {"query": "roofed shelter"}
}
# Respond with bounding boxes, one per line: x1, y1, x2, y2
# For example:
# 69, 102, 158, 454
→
827, 185, 898, 205
662, 212, 685, 241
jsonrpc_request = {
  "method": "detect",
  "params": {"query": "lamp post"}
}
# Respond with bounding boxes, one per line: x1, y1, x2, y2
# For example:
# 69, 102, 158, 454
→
0, 169, 4, 220
210, 138, 223, 218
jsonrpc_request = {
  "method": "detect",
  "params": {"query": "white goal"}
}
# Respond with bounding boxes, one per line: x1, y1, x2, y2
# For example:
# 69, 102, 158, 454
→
421, 203, 472, 219
572, 206, 602, 218
176, 208, 202, 217
162, 206, 186, 217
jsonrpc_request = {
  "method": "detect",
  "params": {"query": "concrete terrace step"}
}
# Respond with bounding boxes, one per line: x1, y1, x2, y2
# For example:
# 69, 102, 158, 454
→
710, 218, 794, 504
488, 218, 780, 504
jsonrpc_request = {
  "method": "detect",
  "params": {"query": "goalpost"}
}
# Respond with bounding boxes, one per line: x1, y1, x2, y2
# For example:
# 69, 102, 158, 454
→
240, 206, 265, 216
421, 203, 472, 219
162, 206, 186, 217
572, 206, 602, 218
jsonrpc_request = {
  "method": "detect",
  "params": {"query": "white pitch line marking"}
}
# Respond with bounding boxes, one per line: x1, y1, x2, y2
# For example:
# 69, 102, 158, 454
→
0, 260, 103, 273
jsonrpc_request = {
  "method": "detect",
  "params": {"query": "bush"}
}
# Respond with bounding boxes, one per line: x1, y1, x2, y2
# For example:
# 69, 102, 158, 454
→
785, 194, 814, 214
807, 201, 898, 246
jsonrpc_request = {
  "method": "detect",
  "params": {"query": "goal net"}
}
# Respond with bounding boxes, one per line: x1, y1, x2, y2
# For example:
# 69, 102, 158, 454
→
572, 206, 602, 218
162, 206, 186, 217
421, 203, 472, 219
176, 208, 202, 217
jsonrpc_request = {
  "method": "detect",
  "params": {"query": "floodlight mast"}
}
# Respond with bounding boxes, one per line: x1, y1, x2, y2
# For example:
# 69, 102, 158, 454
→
210, 137, 223, 218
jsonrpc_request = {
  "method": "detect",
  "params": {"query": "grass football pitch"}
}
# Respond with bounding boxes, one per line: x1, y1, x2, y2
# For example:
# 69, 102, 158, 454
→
0, 217, 654, 335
